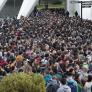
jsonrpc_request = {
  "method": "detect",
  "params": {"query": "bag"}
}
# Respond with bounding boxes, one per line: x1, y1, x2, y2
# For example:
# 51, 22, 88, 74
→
67, 81, 77, 92
78, 84, 82, 92
46, 80, 60, 92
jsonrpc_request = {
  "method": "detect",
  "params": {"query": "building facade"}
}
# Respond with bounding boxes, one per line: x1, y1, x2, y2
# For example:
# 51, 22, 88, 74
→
67, 0, 92, 20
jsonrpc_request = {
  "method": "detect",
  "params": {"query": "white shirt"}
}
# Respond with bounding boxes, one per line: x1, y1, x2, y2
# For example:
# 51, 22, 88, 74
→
86, 55, 92, 62
84, 82, 92, 92
41, 58, 48, 65
0, 51, 2, 57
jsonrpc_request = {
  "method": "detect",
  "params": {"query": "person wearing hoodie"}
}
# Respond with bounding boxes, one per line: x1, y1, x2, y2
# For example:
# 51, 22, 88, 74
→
57, 78, 71, 92
0, 56, 7, 67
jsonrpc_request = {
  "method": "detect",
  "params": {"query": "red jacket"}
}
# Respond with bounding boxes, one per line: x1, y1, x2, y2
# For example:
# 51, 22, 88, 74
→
0, 59, 8, 67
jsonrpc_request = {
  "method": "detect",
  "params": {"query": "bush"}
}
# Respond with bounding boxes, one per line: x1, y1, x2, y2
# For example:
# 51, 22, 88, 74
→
0, 73, 46, 92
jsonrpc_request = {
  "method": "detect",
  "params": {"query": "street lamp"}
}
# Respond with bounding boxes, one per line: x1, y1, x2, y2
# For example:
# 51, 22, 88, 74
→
14, 0, 15, 8
44, 0, 48, 10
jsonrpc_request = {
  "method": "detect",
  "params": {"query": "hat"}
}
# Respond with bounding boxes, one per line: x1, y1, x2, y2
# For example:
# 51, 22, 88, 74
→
16, 55, 24, 62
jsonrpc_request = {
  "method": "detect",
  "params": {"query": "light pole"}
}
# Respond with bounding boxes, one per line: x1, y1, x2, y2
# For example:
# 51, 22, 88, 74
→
44, 0, 48, 9
65, 0, 67, 11
14, 0, 15, 8
39, 0, 41, 6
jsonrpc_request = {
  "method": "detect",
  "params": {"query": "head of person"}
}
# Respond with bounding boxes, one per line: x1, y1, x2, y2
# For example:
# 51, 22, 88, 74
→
67, 68, 75, 76
60, 78, 67, 85
88, 74, 92, 82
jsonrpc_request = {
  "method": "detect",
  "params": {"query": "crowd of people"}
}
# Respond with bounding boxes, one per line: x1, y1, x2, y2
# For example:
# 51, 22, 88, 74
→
0, 8, 92, 92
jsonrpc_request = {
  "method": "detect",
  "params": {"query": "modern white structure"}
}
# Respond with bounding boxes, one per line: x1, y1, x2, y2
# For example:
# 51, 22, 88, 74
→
67, 0, 92, 20
0, 0, 92, 20
67, 0, 78, 16
17, 0, 39, 19
91, 6, 92, 20
0, 0, 7, 12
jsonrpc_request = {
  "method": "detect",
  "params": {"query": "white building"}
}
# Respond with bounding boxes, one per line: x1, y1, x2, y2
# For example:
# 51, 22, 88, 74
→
67, 0, 92, 20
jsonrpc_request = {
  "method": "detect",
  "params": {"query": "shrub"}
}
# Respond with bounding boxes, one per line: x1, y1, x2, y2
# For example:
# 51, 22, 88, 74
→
0, 73, 46, 92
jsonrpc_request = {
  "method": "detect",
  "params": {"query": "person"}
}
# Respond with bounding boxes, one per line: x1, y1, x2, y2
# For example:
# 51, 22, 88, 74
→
16, 52, 24, 69
75, 11, 78, 17
46, 75, 60, 92
0, 56, 7, 67
33, 6, 38, 16
67, 68, 78, 92
0, 66, 6, 77
65, 11, 69, 17
57, 78, 71, 92
84, 74, 92, 92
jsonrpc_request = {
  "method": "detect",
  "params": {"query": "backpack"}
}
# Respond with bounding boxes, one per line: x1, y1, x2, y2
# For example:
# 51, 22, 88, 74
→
46, 80, 60, 92
67, 81, 77, 92
78, 84, 82, 92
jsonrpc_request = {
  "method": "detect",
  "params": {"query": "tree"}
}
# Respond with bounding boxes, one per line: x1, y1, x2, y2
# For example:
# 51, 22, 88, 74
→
0, 73, 46, 92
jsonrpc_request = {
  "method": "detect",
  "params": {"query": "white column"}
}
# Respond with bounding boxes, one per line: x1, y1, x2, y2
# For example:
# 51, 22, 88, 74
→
17, 0, 39, 19
67, 0, 75, 16
75, 0, 81, 16
80, 0, 92, 20
67, 0, 80, 17
91, 6, 92, 20
67, 0, 92, 20
0, 0, 7, 12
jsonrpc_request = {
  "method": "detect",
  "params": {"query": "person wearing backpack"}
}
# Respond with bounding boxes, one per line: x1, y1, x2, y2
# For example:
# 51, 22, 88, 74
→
46, 76, 60, 92
67, 79, 78, 92
57, 78, 71, 92
67, 68, 78, 92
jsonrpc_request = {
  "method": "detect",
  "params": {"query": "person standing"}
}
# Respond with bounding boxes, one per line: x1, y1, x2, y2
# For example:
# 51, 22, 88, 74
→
84, 74, 92, 92
57, 78, 71, 92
